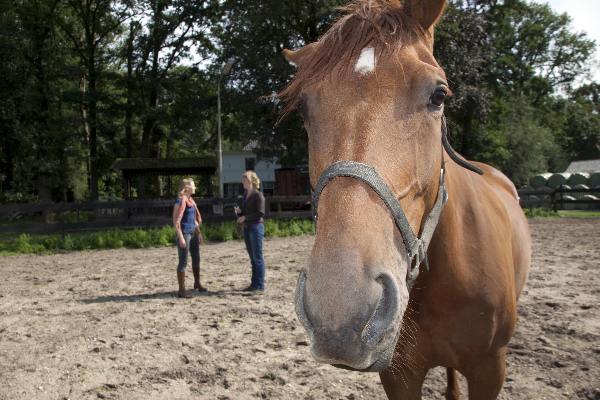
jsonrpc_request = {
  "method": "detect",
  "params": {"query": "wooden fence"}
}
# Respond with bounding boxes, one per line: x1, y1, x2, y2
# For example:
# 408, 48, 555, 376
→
0, 196, 312, 235
1, 187, 597, 235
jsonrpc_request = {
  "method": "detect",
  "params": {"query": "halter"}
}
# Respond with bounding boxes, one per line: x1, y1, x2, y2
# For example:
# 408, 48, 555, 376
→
311, 116, 483, 290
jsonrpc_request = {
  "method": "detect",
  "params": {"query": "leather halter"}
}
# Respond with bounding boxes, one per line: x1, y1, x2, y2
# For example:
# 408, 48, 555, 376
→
311, 115, 483, 290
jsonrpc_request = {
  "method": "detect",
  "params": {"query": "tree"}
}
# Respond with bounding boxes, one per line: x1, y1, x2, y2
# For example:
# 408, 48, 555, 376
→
435, 1, 493, 159
218, 0, 345, 166
59, 0, 132, 200
133, 0, 218, 159
487, 1, 595, 96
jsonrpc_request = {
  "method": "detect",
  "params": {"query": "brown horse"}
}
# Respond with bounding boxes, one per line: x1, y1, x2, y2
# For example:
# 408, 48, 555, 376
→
280, 0, 531, 399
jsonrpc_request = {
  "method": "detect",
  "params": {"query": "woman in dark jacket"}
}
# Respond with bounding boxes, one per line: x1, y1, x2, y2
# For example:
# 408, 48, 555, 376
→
234, 170, 266, 291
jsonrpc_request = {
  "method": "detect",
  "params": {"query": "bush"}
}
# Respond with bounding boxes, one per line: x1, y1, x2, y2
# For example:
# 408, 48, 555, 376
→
524, 208, 559, 218
42, 236, 61, 250
14, 234, 33, 253
264, 219, 281, 238
205, 223, 235, 242
0, 219, 315, 255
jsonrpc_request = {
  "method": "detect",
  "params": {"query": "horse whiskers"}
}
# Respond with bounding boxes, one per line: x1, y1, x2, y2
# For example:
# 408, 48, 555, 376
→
385, 302, 427, 377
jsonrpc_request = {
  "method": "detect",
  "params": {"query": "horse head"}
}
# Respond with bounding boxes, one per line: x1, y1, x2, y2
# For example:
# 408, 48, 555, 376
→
281, 0, 450, 372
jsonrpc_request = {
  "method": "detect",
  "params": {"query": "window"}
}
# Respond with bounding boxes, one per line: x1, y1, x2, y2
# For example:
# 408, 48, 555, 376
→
224, 183, 244, 198
245, 157, 256, 171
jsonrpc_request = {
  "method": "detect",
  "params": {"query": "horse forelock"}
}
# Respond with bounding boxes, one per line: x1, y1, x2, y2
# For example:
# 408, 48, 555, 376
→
279, 0, 427, 119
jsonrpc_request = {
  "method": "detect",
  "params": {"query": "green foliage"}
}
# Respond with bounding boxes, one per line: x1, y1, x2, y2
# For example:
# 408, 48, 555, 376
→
0, 219, 315, 254
0, 0, 599, 201
524, 208, 559, 218
264, 219, 281, 238
203, 223, 235, 242
480, 96, 560, 186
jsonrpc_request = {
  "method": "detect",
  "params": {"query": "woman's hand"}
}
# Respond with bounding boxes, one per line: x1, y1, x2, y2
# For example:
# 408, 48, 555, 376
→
178, 238, 186, 249
233, 206, 241, 215
237, 216, 246, 224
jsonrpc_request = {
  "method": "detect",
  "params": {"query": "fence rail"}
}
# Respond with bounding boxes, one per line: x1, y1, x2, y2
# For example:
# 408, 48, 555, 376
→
1, 187, 597, 235
0, 196, 312, 235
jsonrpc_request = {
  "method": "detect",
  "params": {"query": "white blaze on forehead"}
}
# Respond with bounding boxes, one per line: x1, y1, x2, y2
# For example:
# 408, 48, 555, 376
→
354, 47, 376, 75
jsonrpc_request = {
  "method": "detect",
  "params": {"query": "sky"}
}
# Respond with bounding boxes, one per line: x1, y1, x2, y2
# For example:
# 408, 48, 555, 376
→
542, 0, 600, 83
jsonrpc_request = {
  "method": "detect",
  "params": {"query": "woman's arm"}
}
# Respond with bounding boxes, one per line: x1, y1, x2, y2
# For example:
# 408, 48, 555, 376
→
173, 198, 186, 247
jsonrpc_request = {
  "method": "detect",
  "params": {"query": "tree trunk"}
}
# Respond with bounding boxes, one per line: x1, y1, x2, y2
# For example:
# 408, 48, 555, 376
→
125, 22, 136, 158
87, 50, 99, 201
32, 29, 52, 204
141, 2, 164, 160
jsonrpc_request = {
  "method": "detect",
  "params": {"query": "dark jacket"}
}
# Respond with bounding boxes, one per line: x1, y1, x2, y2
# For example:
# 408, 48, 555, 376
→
240, 190, 265, 225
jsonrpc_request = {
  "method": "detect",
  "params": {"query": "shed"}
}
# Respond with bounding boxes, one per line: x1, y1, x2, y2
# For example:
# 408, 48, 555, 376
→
111, 158, 216, 199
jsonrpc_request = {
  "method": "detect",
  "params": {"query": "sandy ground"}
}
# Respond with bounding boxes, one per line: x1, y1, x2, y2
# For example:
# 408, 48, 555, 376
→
0, 218, 598, 400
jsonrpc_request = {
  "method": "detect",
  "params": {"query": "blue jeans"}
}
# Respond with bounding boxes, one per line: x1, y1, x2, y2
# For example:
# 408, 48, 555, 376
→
176, 232, 200, 273
243, 223, 265, 289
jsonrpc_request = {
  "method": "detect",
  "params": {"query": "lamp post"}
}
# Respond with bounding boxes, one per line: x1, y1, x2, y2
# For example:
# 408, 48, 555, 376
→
217, 58, 235, 208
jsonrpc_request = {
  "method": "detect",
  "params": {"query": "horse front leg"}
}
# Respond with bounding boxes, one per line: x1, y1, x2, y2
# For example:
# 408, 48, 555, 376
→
462, 348, 507, 400
446, 367, 462, 400
380, 365, 428, 400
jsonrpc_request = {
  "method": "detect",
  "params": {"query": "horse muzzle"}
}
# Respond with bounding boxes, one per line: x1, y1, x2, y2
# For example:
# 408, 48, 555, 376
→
295, 270, 404, 372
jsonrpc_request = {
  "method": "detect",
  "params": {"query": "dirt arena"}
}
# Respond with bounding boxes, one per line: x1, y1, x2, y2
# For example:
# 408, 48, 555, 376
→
0, 218, 598, 400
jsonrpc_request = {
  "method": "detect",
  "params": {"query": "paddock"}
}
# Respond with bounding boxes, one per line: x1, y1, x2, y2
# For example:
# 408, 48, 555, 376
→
0, 218, 598, 399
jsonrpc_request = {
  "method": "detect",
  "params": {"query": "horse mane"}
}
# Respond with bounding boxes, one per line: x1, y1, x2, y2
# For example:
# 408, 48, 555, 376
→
278, 0, 426, 118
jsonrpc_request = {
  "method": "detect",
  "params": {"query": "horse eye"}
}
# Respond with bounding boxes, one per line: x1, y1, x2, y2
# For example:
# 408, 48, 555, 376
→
429, 87, 448, 108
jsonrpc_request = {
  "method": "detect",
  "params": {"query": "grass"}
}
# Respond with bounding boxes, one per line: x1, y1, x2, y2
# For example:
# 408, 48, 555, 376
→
524, 208, 600, 218
557, 210, 600, 218
0, 219, 315, 255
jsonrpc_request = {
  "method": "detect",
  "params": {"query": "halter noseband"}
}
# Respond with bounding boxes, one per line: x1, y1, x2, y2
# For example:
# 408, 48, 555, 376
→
311, 116, 483, 290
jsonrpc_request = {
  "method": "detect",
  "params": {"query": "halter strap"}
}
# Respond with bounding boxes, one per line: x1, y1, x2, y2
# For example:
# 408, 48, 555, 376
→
311, 115, 481, 290
312, 161, 447, 290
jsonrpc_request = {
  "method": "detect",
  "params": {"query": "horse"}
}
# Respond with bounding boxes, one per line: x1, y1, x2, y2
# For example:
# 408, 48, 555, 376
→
279, 1, 531, 399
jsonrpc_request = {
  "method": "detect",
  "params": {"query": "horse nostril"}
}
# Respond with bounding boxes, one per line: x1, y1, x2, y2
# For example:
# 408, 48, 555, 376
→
295, 270, 314, 333
361, 274, 399, 347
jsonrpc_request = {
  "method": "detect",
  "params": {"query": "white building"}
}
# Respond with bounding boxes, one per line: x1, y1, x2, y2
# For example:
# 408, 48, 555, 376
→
221, 151, 280, 198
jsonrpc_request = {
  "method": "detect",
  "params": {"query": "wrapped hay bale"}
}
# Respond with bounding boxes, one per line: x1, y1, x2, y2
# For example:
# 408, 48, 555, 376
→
529, 173, 552, 188
572, 184, 589, 200
562, 195, 578, 210
547, 173, 571, 188
568, 172, 589, 186
589, 171, 600, 188
582, 194, 600, 210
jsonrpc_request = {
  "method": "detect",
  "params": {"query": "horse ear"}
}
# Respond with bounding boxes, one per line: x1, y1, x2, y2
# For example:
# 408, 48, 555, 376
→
404, 0, 447, 32
282, 42, 318, 68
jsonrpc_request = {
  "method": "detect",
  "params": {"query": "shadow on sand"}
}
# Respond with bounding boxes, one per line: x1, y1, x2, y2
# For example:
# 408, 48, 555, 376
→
80, 288, 260, 304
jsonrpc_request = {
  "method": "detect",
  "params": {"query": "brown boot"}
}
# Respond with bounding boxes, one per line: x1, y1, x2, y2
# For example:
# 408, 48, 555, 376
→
177, 271, 191, 298
192, 264, 207, 292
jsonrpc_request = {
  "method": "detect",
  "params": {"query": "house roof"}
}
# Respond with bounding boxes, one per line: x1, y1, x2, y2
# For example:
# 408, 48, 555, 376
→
565, 159, 600, 173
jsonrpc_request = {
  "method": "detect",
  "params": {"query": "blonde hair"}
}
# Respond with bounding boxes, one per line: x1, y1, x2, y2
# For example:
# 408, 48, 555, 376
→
178, 178, 195, 197
242, 170, 260, 190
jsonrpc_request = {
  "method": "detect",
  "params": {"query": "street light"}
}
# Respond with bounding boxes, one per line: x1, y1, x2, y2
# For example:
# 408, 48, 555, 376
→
217, 57, 236, 208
